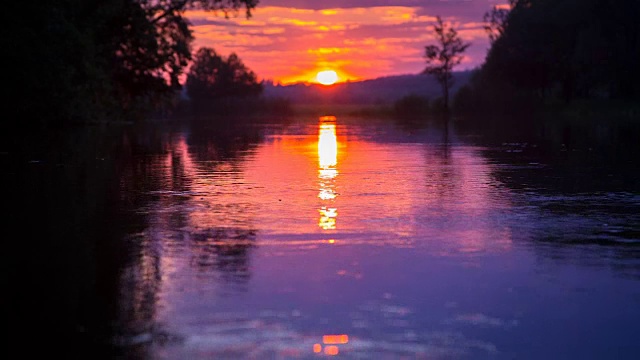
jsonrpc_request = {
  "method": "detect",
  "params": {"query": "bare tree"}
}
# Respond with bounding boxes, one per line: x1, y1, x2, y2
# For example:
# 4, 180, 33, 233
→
423, 16, 471, 111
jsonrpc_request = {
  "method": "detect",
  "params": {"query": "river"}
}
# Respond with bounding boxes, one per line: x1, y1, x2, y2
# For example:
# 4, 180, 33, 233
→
6, 115, 640, 359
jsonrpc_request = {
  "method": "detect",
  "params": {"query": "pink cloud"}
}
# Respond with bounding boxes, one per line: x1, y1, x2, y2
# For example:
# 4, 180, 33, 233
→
186, 1, 508, 83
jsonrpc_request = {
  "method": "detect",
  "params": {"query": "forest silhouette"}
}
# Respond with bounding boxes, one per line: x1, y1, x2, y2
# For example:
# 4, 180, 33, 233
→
455, 0, 640, 116
5, 0, 640, 130
6, 0, 258, 129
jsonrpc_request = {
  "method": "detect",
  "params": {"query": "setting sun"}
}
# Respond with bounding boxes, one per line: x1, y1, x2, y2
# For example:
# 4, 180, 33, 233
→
316, 70, 338, 85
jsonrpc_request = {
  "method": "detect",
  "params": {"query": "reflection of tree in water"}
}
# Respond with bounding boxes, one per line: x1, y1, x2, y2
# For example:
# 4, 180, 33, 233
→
5, 127, 168, 357
104, 127, 177, 357
106, 121, 265, 353
113, 236, 162, 352
187, 121, 263, 163
390, 111, 460, 198
423, 138, 458, 199
184, 122, 261, 288
190, 227, 257, 287
477, 125, 640, 279
8, 120, 272, 355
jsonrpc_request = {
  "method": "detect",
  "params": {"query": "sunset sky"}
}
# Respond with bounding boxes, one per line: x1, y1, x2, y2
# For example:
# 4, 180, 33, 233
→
186, 0, 509, 84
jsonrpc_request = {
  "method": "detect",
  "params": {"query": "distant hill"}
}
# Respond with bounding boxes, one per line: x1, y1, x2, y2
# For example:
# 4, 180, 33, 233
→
263, 71, 473, 105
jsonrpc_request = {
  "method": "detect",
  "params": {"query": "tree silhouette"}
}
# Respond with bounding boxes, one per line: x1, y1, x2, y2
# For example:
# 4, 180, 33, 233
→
6, 1, 259, 127
474, 0, 640, 107
483, 2, 513, 44
423, 16, 471, 111
186, 47, 262, 104
111, 0, 259, 117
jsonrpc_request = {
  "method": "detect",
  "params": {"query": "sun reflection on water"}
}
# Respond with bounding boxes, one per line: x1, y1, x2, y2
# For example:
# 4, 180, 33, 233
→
318, 206, 337, 230
318, 122, 337, 178
318, 118, 338, 230
313, 334, 349, 356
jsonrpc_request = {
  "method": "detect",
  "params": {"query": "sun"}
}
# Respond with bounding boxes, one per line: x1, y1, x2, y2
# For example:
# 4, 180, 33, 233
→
316, 70, 338, 85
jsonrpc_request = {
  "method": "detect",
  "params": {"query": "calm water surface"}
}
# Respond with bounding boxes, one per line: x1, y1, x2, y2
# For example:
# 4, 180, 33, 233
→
8, 116, 640, 359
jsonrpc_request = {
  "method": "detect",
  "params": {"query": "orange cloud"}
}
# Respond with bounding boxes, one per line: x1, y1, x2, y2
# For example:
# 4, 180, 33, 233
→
186, 5, 495, 84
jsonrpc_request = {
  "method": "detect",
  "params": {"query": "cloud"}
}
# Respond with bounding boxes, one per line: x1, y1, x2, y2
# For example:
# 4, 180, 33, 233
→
186, 1, 509, 83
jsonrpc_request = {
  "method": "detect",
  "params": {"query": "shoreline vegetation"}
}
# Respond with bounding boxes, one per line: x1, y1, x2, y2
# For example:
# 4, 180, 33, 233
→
78, 96, 640, 130
6, 0, 639, 135
208, 96, 640, 121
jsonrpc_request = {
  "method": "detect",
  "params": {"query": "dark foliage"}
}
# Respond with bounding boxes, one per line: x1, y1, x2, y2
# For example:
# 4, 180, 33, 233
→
186, 47, 263, 106
5, 0, 258, 129
393, 94, 430, 120
457, 0, 640, 116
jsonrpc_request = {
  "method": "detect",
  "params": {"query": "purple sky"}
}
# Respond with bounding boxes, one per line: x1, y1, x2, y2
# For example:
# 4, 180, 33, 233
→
186, 0, 508, 83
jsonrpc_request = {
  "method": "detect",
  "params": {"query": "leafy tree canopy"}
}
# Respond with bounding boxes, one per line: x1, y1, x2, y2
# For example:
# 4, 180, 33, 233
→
186, 47, 263, 104
480, 0, 640, 102
6, 0, 258, 127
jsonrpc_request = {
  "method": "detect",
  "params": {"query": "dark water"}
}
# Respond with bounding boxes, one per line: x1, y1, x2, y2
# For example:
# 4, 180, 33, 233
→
6, 116, 640, 359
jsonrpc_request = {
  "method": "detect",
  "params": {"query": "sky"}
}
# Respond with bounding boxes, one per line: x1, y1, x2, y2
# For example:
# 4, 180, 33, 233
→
186, 0, 509, 84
